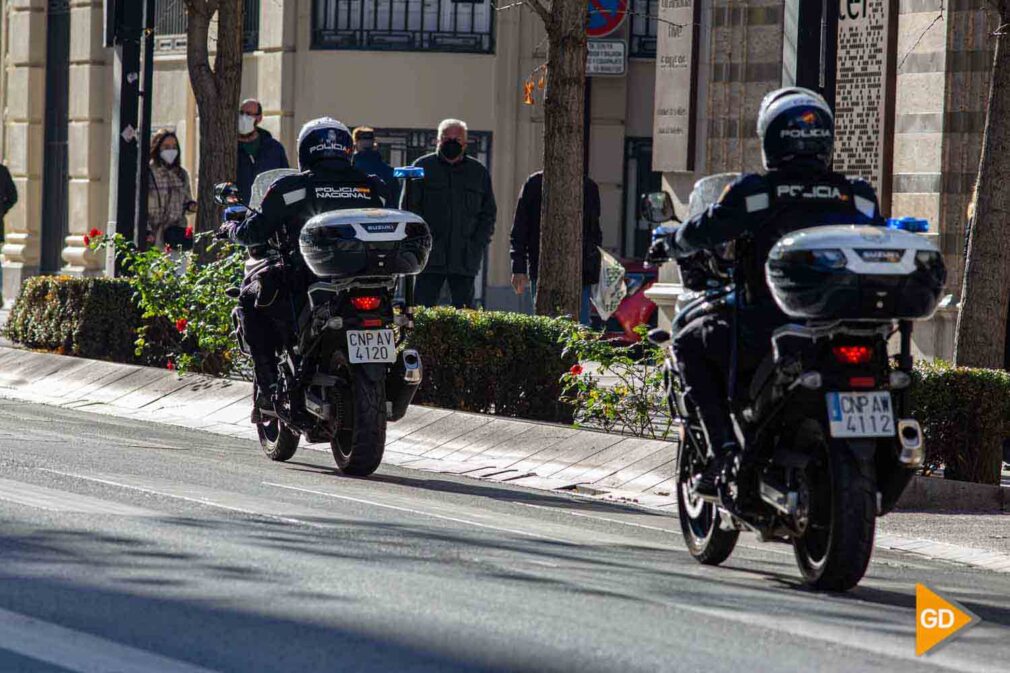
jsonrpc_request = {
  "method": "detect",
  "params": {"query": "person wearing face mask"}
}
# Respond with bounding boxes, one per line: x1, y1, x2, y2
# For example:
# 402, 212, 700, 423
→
236, 98, 290, 204
400, 119, 497, 308
147, 128, 196, 250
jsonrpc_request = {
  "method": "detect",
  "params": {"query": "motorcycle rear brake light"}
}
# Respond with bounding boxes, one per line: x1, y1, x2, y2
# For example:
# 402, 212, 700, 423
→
361, 318, 384, 328
833, 345, 873, 365
351, 296, 382, 311
849, 376, 876, 389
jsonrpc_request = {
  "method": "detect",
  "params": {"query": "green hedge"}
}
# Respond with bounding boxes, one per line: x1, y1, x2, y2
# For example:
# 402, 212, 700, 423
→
3, 275, 140, 363
405, 307, 577, 422
912, 361, 1010, 486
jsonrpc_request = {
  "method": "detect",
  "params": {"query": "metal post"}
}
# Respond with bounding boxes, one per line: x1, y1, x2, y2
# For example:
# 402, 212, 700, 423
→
134, 0, 157, 249
105, 1, 142, 275
781, 0, 837, 109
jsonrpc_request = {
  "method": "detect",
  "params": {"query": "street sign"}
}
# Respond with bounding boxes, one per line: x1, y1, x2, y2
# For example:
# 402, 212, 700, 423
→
587, 40, 627, 76
587, 0, 628, 38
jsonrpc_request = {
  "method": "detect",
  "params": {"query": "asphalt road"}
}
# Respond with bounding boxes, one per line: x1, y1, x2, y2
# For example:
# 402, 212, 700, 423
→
0, 398, 1008, 672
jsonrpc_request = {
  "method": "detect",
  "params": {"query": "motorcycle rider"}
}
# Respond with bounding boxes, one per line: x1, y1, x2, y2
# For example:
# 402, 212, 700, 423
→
657, 87, 884, 496
219, 117, 386, 420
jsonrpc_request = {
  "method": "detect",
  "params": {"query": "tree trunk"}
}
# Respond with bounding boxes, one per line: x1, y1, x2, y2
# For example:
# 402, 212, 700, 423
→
954, 26, 1010, 368
185, 0, 244, 250
534, 0, 587, 319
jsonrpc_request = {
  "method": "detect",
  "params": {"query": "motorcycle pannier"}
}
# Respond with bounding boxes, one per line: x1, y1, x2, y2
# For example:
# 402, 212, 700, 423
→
765, 225, 946, 321
299, 209, 433, 279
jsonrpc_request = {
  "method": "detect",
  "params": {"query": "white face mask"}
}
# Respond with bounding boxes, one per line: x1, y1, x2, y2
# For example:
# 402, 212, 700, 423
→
160, 149, 179, 165
238, 114, 256, 135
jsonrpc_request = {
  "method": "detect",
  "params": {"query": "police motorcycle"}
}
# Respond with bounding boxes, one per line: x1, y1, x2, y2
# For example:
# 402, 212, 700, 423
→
643, 189, 946, 591
214, 167, 432, 476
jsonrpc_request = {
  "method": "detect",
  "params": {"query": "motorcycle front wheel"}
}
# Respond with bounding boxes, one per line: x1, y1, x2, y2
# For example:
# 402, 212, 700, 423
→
258, 418, 300, 462
331, 366, 387, 477
676, 426, 739, 565
792, 434, 876, 592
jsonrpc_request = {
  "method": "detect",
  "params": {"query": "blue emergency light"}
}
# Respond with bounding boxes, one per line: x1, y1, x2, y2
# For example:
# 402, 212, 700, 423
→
886, 217, 929, 233
393, 167, 425, 180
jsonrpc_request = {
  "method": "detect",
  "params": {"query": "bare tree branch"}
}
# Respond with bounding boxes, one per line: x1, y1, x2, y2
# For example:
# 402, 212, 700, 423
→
526, 0, 551, 25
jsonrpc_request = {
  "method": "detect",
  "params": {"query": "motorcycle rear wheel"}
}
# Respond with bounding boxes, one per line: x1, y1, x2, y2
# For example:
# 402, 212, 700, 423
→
676, 428, 739, 565
792, 437, 876, 592
331, 369, 387, 477
257, 419, 300, 462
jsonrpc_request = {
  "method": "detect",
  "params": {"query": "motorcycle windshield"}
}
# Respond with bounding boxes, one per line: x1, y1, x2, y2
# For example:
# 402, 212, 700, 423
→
250, 168, 299, 211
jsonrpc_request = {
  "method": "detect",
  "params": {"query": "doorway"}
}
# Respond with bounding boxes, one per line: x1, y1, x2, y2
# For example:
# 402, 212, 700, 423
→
41, 1, 71, 273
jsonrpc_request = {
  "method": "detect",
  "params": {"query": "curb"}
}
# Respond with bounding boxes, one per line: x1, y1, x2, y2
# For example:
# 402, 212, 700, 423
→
1, 346, 1008, 574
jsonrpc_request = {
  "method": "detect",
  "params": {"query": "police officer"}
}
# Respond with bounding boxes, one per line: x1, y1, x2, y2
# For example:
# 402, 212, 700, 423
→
659, 87, 884, 496
220, 117, 385, 420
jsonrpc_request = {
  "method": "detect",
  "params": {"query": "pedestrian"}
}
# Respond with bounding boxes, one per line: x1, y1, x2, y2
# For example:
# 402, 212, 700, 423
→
352, 126, 400, 206
147, 128, 196, 251
236, 98, 290, 204
0, 159, 17, 243
510, 171, 603, 324
401, 119, 497, 309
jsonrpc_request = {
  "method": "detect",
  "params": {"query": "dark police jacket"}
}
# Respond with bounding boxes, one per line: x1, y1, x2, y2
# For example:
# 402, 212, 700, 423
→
231, 162, 385, 263
401, 153, 496, 276
352, 149, 400, 206
676, 165, 884, 310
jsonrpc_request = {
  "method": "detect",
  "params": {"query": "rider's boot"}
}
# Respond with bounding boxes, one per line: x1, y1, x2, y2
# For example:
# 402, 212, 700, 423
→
251, 363, 278, 424
695, 441, 740, 497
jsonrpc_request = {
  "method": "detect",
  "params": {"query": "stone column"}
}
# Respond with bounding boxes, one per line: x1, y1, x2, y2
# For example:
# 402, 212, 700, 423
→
63, 0, 108, 276
254, 0, 296, 150
2, 0, 46, 302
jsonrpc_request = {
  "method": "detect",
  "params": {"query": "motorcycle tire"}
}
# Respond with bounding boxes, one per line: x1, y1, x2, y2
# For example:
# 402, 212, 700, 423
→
676, 428, 738, 565
258, 419, 300, 462
793, 437, 876, 592
331, 368, 387, 477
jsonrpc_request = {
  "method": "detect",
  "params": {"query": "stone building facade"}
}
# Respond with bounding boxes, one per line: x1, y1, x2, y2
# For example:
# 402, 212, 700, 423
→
0, 0, 663, 309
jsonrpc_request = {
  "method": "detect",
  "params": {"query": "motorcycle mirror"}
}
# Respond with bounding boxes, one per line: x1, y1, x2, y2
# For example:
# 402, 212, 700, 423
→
393, 167, 425, 180
214, 182, 241, 207
641, 191, 679, 225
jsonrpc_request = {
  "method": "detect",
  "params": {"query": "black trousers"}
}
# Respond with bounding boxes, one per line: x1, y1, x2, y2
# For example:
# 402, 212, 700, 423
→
673, 313, 735, 454
239, 262, 307, 387
415, 272, 476, 309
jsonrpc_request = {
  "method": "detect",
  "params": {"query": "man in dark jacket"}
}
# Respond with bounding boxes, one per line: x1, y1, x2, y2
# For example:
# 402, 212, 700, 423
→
237, 98, 290, 204
352, 126, 400, 206
0, 161, 17, 240
401, 119, 496, 308
510, 171, 602, 323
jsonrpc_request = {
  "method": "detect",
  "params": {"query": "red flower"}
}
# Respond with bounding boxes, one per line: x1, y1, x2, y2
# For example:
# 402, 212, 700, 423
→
88, 228, 102, 239
569, 364, 584, 376
82, 235, 91, 247
164, 244, 172, 254
175, 317, 188, 333
184, 226, 194, 239
166, 360, 175, 371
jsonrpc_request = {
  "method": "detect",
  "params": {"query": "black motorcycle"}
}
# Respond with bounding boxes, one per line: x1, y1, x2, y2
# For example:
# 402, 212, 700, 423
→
214, 180, 432, 477
642, 191, 946, 591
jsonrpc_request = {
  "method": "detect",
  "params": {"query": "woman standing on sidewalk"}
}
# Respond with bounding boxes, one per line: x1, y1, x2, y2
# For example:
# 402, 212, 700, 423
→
147, 129, 197, 250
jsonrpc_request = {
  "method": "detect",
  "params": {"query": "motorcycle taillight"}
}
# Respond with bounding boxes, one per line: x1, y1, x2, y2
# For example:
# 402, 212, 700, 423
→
350, 296, 381, 311
832, 345, 873, 365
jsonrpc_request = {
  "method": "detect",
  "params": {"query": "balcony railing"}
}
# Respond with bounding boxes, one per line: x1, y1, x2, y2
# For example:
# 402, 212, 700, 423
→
312, 0, 495, 54
155, 0, 260, 52
629, 0, 657, 59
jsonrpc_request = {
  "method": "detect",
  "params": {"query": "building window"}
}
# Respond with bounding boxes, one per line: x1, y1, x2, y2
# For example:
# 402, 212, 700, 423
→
154, 0, 260, 52
312, 0, 495, 54
629, 0, 657, 59
363, 127, 492, 173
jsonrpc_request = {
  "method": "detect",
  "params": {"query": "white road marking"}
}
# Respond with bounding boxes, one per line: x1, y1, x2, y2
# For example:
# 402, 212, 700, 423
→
264, 482, 570, 543
0, 607, 220, 673
0, 478, 157, 516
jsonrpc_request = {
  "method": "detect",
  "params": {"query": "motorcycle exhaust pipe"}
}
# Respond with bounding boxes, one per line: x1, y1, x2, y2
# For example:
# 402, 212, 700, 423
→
386, 349, 423, 422
897, 419, 925, 468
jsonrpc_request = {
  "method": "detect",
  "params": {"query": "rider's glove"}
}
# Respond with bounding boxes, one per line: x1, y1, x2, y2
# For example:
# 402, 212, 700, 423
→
646, 238, 672, 266
214, 223, 235, 241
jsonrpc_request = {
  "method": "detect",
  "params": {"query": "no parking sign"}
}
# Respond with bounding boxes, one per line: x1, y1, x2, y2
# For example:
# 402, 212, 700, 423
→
587, 0, 628, 38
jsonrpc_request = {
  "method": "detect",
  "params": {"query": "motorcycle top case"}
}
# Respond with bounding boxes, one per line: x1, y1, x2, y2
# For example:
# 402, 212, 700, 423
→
299, 208, 432, 279
765, 225, 946, 321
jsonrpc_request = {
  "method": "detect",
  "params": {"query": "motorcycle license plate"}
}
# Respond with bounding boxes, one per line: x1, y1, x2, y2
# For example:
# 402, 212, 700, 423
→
346, 330, 396, 364
826, 391, 895, 438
